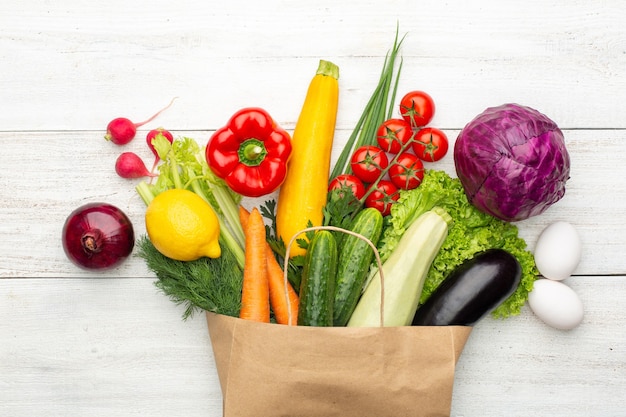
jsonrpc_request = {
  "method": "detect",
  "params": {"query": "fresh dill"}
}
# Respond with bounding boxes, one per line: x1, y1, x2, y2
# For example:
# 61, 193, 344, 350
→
136, 235, 243, 320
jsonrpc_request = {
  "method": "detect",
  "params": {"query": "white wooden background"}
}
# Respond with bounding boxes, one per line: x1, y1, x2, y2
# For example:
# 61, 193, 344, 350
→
1, 1, 625, 416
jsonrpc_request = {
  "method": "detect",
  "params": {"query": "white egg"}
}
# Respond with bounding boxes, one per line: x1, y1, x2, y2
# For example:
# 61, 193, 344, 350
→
528, 279, 584, 330
533, 221, 582, 281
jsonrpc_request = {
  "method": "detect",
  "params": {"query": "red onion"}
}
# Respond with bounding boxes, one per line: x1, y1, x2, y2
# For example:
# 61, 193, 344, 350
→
62, 203, 135, 270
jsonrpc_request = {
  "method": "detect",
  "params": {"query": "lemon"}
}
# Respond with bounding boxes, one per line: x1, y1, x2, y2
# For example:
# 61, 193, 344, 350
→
145, 188, 221, 261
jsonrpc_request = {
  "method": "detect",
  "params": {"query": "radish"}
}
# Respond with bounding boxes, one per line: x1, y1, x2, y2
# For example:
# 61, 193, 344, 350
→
104, 97, 177, 145
146, 127, 174, 171
115, 152, 157, 179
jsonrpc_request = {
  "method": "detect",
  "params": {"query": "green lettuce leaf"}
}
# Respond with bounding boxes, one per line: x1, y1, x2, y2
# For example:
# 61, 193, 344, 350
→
379, 169, 537, 319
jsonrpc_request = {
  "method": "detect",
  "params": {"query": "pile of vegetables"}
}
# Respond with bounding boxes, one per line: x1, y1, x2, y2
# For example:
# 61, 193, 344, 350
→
62, 30, 576, 330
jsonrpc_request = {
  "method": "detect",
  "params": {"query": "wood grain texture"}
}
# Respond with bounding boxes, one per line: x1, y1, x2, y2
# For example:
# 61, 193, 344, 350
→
1, 1, 625, 130
1, 279, 222, 417
1, 0, 625, 416
1, 277, 623, 417
1, 129, 624, 277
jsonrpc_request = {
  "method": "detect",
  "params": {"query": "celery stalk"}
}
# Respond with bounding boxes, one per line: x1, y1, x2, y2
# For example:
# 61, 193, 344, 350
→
134, 135, 246, 269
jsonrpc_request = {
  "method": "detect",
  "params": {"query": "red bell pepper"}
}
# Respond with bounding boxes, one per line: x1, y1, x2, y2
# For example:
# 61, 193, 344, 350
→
206, 107, 292, 197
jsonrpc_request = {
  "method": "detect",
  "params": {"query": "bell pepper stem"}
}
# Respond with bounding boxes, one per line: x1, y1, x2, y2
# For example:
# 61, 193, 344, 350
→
238, 138, 267, 166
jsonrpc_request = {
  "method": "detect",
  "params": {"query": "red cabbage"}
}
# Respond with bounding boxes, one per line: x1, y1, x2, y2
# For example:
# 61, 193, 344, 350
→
454, 103, 570, 222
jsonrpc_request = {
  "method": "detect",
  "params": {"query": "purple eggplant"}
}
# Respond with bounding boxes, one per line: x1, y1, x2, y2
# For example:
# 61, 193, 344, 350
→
412, 249, 522, 326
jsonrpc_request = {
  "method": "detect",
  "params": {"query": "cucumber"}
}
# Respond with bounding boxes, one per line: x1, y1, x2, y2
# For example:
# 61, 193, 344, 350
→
333, 208, 384, 326
297, 230, 337, 326
347, 207, 452, 327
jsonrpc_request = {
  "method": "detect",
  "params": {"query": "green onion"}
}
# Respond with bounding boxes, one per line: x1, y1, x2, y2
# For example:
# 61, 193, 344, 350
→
330, 29, 406, 179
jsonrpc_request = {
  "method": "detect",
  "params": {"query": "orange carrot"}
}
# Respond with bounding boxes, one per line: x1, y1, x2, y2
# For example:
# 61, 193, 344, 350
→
265, 244, 299, 325
238, 205, 251, 228
239, 207, 270, 322
239, 206, 299, 325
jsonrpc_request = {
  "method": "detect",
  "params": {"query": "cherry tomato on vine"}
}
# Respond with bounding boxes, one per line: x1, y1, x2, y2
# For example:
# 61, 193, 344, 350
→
328, 174, 366, 199
365, 180, 399, 216
389, 152, 425, 190
412, 127, 449, 162
350, 145, 389, 183
399, 90, 435, 128
376, 118, 414, 154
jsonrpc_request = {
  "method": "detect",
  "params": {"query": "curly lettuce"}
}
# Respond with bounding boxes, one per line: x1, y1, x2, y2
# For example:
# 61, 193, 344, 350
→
378, 169, 537, 319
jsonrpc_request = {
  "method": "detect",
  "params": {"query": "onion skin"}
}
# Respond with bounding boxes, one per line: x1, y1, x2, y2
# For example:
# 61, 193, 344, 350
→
454, 103, 570, 222
62, 203, 135, 270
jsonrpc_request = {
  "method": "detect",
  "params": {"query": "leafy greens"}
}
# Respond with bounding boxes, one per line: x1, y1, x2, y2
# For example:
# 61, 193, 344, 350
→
135, 135, 245, 268
136, 236, 243, 319
378, 169, 537, 318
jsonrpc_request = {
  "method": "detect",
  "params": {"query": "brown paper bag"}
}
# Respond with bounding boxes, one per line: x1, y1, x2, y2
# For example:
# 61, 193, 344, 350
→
206, 312, 471, 417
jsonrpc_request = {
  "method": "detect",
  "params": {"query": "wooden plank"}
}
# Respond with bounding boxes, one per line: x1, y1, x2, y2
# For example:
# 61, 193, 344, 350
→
1, 1, 624, 416
0, 276, 623, 417
0, 278, 222, 416
1, 128, 623, 276
453, 276, 626, 416
0, 1, 624, 130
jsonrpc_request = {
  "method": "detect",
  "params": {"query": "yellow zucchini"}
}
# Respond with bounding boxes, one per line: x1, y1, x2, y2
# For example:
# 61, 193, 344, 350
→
276, 60, 339, 257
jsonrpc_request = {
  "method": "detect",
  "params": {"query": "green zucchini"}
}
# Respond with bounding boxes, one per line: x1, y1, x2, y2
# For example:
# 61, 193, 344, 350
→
333, 208, 384, 326
297, 230, 337, 326
347, 207, 452, 327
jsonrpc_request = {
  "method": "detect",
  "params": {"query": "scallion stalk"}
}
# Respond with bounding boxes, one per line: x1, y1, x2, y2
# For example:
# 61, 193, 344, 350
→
330, 29, 405, 179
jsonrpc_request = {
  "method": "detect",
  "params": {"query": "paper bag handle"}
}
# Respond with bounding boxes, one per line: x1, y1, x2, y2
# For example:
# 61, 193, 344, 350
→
283, 226, 385, 327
